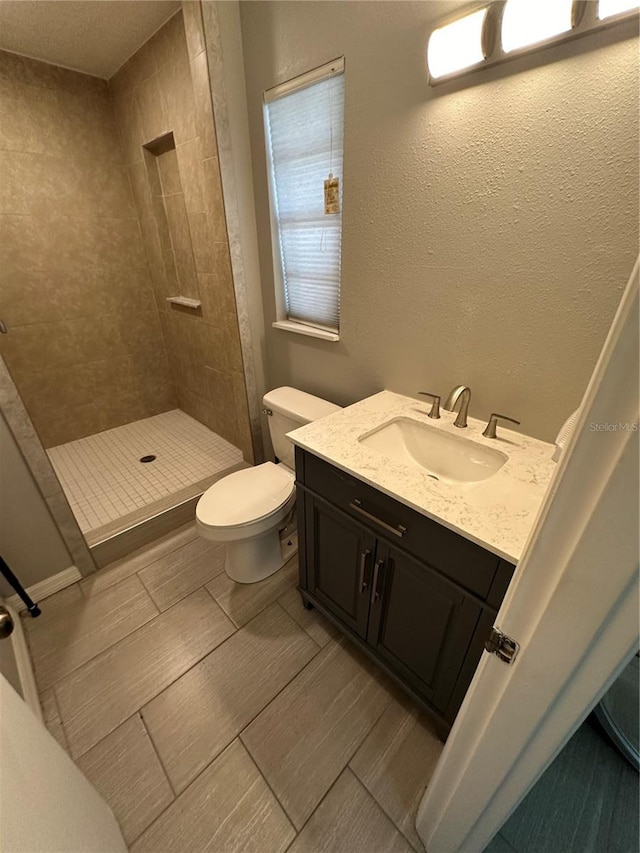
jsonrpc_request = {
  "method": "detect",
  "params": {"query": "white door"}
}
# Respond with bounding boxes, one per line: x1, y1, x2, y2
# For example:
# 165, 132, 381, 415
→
0, 675, 127, 853
417, 260, 639, 853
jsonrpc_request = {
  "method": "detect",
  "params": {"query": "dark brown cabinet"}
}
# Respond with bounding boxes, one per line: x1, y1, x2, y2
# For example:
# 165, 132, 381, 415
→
366, 543, 482, 714
296, 447, 516, 737
305, 494, 375, 640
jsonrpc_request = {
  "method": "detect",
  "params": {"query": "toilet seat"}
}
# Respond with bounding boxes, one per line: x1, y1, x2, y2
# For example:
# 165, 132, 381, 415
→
196, 462, 295, 531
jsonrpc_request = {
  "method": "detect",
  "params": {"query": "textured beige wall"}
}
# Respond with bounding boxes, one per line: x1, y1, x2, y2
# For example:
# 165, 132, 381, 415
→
0, 51, 175, 448
110, 5, 253, 461
241, 1, 639, 442
0, 411, 73, 596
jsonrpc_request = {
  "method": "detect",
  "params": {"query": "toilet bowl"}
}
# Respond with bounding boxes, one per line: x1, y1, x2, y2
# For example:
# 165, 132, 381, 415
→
196, 387, 341, 584
196, 462, 296, 583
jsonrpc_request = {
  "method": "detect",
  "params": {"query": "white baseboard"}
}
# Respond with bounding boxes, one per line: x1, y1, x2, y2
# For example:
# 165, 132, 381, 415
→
6, 566, 81, 612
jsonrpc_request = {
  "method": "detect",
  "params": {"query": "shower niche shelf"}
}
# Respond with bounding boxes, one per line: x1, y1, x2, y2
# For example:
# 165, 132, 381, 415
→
142, 131, 202, 309
166, 296, 202, 309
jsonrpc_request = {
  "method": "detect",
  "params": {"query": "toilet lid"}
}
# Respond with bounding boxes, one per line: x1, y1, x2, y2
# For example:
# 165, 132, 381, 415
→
196, 462, 295, 528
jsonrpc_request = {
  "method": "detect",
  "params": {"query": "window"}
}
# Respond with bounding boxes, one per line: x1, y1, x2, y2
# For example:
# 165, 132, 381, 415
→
264, 58, 345, 341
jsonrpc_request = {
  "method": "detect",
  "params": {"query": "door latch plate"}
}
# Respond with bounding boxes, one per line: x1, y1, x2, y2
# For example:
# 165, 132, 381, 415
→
485, 626, 519, 664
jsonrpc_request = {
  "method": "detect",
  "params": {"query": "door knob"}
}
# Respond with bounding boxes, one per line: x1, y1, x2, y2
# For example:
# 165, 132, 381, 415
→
0, 607, 15, 639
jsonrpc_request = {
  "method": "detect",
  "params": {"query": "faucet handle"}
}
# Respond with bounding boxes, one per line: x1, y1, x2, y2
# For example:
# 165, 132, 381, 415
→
418, 392, 440, 419
483, 413, 520, 439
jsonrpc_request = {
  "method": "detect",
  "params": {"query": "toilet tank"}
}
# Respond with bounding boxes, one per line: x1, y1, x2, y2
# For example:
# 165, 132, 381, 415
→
263, 386, 341, 470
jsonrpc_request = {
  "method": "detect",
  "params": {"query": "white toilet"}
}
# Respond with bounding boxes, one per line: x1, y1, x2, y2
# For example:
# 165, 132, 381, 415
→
196, 387, 341, 583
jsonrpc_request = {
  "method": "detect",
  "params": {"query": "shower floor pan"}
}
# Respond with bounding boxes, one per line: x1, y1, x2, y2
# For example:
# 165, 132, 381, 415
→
48, 410, 246, 567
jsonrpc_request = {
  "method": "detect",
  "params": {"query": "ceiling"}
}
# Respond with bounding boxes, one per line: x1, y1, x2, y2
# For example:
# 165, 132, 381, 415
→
0, 0, 181, 79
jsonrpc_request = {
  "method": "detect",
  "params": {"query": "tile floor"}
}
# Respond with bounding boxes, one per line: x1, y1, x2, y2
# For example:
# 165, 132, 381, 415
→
47, 410, 243, 535
26, 523, 443, 852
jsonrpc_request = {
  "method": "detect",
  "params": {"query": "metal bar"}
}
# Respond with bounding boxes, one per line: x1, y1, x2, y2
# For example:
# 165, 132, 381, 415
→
371, 558, 385, 602
0, 555, 41, 618
358, 549, 371, 592
349, 500, 407, 538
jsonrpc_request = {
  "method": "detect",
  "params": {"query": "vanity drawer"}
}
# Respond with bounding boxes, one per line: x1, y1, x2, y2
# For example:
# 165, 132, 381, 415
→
298, 449, 502, 599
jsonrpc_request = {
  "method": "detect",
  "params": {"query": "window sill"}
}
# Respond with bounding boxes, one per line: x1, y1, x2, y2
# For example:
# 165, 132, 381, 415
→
272, 320, 339, 342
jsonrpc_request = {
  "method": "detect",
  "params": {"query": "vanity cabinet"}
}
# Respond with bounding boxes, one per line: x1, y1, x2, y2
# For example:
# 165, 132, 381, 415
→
295, 447, 516, 737
304, 495, 375, 640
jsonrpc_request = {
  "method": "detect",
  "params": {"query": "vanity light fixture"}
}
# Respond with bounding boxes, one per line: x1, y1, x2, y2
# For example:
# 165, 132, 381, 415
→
427, 7, 489, 80
426, 0, 639, 85
598, 0, 640, 20
501, 0, 574, 53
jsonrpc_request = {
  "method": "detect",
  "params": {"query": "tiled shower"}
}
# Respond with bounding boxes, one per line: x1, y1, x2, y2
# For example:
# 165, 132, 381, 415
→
48, 411, 242, 540
0, 6, 253, 551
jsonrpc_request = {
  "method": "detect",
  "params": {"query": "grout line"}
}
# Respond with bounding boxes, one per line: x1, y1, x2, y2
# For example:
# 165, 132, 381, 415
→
138, 711, 178, 800
132, 597, 323, 811
38, 596, 161, 697
70, 710, 178, 850
274, 599, 323, 653
40, 558, 409, 849
241, 741, 298, 841
52, 601, 238, 761
48, 686, 73, 755
280, 766, 360, 849
203, 560, 301, 630
136, 560, 226, 615
239, 640, 394, 839
349, 756, 426, 853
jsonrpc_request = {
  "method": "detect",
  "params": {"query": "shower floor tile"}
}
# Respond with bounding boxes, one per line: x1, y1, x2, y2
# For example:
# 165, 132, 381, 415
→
48, 410, 243, 536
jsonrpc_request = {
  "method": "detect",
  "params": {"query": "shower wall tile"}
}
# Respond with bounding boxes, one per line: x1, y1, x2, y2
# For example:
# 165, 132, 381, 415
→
111, 88, 146, 165
190, 49, 218, 159
224, 315, 244, 374
163, 193, 199, 296
182, 1, 206, 61
0, 49, 175, 448
201, 157, 228, 242
139, 217, 170, 305
157, 148, 182, 196
156, 10, 193, 70
109, 6, 254, 463
137, 75, 169, 142
187, 212, 214, 273
0, 50, 101, 95
18, 364, 96, 414
176, 139, 205, 213
128, 161, 155, 219
0, 152, 136, 220
232, 371, 255, 463
198, 247, 236, 317
159, 60, 198, 145
110, 38, 158, 100
43, 404, 105, 448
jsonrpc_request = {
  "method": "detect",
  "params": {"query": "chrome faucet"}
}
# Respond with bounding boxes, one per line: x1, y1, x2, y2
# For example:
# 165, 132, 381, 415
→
443, 385, 471, 428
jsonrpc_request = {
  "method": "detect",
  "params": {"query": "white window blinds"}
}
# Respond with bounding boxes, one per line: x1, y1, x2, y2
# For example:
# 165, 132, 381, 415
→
264, 60, 344, 333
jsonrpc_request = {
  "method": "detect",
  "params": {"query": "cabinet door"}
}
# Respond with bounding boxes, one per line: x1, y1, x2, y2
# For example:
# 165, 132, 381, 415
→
305, 493, 377, 640
367, 544, 481, 712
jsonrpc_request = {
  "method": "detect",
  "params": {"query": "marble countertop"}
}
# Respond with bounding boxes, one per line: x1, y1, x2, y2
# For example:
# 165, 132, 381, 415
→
288, 390, 557, 563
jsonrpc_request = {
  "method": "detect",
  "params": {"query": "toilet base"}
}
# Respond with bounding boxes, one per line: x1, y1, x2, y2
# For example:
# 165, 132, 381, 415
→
225, 528, 298, 584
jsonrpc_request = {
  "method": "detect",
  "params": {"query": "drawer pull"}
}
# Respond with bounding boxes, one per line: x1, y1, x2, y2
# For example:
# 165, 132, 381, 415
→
359, 549, 371, 593
349, 500, 407, 539
371, 558, 384, 602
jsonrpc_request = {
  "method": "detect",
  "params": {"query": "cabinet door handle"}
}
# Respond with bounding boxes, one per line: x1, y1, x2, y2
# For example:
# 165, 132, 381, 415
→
371, 558, 385, 603
359, 549, 371, 593
349, 500, 407, 539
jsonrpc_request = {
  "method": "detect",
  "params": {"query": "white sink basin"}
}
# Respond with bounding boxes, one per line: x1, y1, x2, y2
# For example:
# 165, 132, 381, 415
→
358, 417, 508, 484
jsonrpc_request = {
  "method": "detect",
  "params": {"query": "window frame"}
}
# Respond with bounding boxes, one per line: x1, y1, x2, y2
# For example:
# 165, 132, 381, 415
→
263, 57, 345, 343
